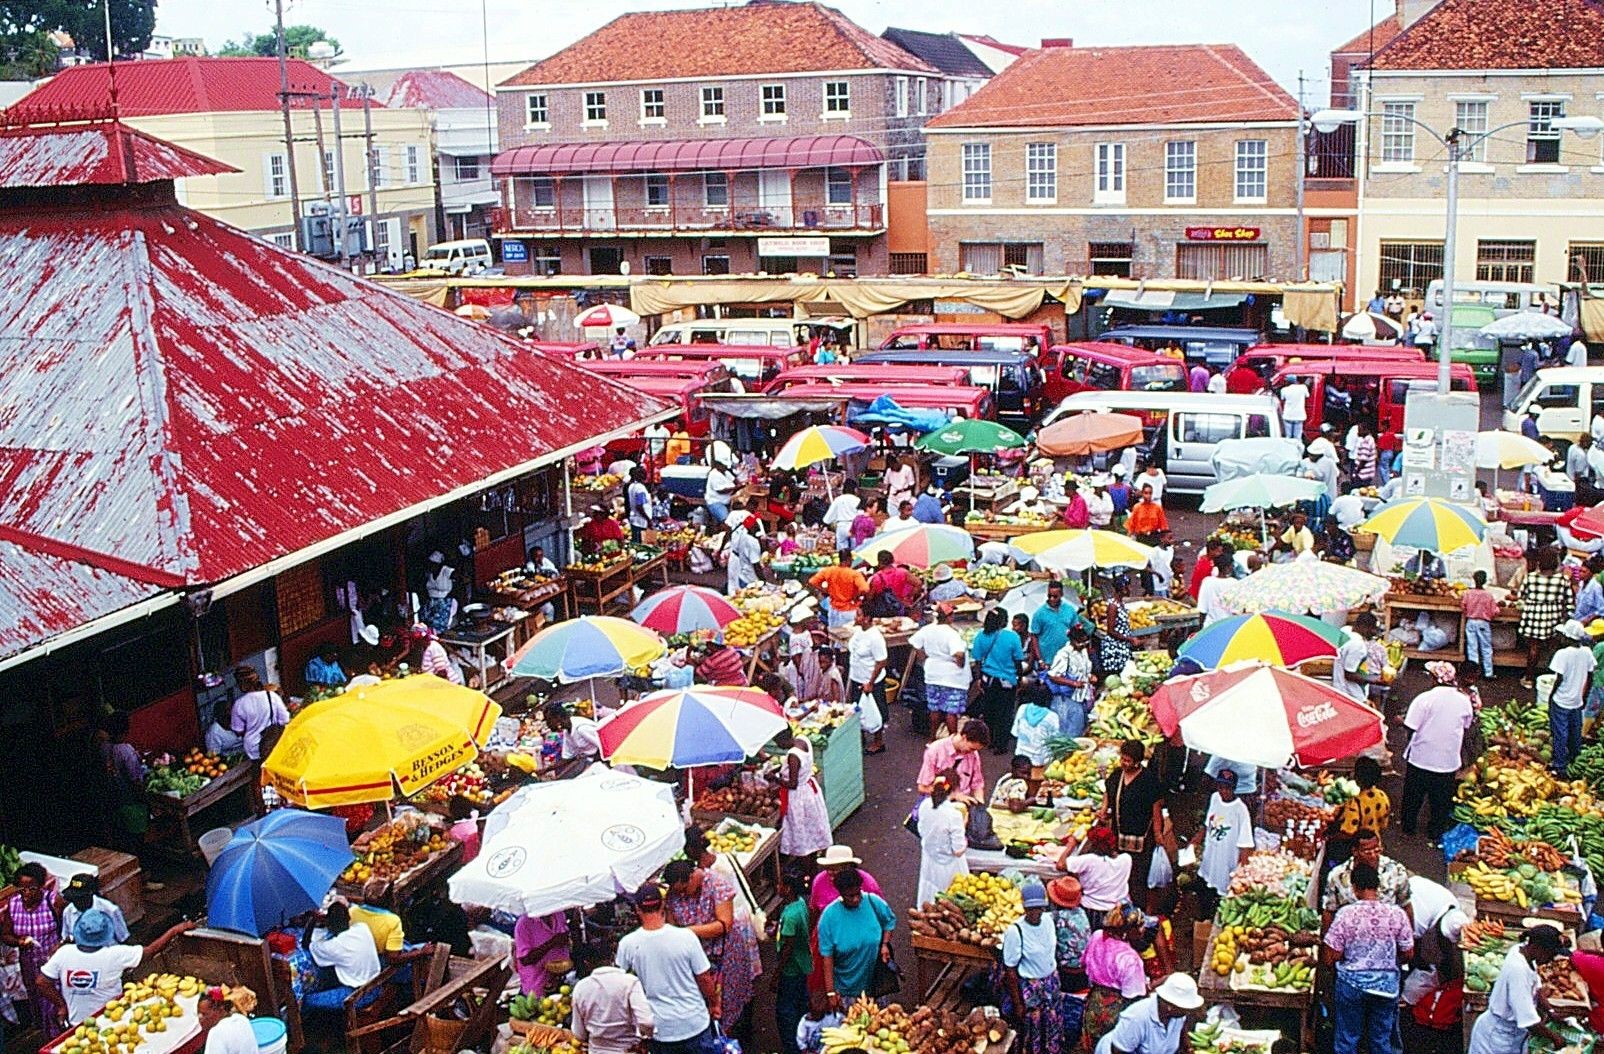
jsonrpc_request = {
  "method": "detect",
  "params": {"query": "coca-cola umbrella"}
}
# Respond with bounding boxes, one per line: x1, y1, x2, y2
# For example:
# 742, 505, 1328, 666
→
1148, 662, 1382, 769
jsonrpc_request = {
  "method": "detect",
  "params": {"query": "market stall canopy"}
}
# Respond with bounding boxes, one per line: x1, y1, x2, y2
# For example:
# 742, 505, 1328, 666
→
206, 810, 353, 936
631, 585, 742, 636
1100, 290, 1247, 312
1210, 437, 1306, 483
699, 394, 846, 420
447, 764, 683, 917
491, 135, 883, 177
1175, 612, 1344, 670
1475, 430, 1552, 470
262, 676, 502, 808
598, 686, 786, 769
1200, 474, 1326, 513
1035, 413, 1144, 457
0, 120, 671, 669
1339, 311, 1403, 344
1480, 312, 1572, 341
996, 579, 1080, 620
1357, 496, 1486, 553
1217, 552, 1388, 616
509, 616, 666, 682
915, 418, 1026, 455
1150, 662, 1383, 769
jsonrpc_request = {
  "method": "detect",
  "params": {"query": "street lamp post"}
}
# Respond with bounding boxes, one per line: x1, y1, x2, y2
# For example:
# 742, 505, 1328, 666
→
1311, 108, 1604, 394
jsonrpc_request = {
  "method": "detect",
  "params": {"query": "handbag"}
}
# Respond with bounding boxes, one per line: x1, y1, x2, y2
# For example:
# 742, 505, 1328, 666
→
967, 635, 999, 706
868, 949, 903, 998
725, 854, 768, 941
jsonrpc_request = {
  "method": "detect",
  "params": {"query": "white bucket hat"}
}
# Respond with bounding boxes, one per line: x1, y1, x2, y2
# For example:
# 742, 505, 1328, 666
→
1153, 973, 1204, 1010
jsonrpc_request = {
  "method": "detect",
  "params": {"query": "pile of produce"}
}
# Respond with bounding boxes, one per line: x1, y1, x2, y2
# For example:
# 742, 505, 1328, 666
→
1128, 650, 1176, 680
955, 566, 1033, 593
491, 568, 559, 592
340, 815, 453, 885
652, 523, 701, 552
1210, 922, 1318, 991
964, 508, 1055, 528
1261, 797, 1333, 860
1041, 746, 1103, 801
907, 873, 1023, 949
1215, 890, 1319, 933
1526, 805, 1604, 878
571, 473, 622, 492
1568, 742, 1604, 789
1458, 860, 1580, 910
144, 760, 210, 798
508, 987, 573, 1027
420, 762, 494, 805
628, 543, 664, 564
1454, 750, 1590, 824
724, 610, 784, 647
566, 543, 630, 573
60, 973, 208, 1054
1475, 826, 1568, 872
1124, 598, 1193, 629
508, 1038, 580, 1054
729, 585, 789, 615
1386, 576, 1464, 598
1188, 1021, 1276, 1054
1087, 675, 1162, 745
693, 778, 780, 820
819, 998, 1003, 1054
0, 844, 19, 886
1207, 526, 1261, 552
1478, 696, 1552, 764
770, 551, 834, 575
705, 822, 763, 855
1537, 959, 1589, 1004
1227, 852, 1313, 900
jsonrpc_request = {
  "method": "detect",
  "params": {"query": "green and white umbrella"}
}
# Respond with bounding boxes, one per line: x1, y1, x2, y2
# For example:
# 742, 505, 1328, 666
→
914, 418, 1027, 455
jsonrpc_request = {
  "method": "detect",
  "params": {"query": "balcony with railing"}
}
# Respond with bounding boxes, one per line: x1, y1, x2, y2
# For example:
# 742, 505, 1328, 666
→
492, 199, 884, 235
1305, 124, 1357, 192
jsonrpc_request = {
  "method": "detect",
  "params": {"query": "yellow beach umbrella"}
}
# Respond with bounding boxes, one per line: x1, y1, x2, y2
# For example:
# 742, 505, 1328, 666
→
263, 675, 502, 808
1009, 528, 1154, 572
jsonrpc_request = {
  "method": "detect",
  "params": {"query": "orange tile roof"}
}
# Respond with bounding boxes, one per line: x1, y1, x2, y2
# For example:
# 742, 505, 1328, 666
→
500, 1, 935, 87
1332, 15, 1402, 57
925, 43, 1298, 129
1370, 0, 1604, 70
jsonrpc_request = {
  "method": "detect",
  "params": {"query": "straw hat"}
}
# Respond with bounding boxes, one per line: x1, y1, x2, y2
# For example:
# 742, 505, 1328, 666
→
818, 844, 861, 867
1046, 876, 1082, 909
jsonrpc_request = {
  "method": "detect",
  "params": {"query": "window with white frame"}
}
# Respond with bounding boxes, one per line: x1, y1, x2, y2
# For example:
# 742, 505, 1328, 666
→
1164, 140, 1196, 202
894, 76, 908, 117
454, 156, 481, 181
526, 93, 548, 125
640, 88, 665, 121
1026, 142, 1056, 202
1234, 139, 1267, 201
701, 86, 724, 119
762, 84, 786, 117
824, 80, 849, 114
704, 172, 728, 207
914, 77, 927, 116
962, 142, 991, 202
826, 167, 853, 205
1454, 100, 1489, 162
584, 91, 607, 123
645, 173, 669, 207
321, 148, 335, 193
269, 231, 295, 249
1528, 100, 1565, 164
1095, 142, 1125, 202
405, 144, 421, 184
369, 146, 387, 188
265, 153, 288, 198
530, 176, 555, 208
1381, 101, 1416, 163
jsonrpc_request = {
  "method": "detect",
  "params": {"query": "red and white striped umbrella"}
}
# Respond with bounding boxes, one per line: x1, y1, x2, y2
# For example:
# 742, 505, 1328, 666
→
573, 303, 642, 329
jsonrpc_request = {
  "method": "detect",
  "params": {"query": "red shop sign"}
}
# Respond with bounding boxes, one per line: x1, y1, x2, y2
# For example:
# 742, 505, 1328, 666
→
1186, 226, 1261, 241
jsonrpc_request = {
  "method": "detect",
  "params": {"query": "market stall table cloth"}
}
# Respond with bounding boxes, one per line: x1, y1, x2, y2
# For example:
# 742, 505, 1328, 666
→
1357, 496, 1486, 553
771, 425, 870, 471
1150, 662, 1383, 768
206, 810, 353, 936
509, 615, 666, 682
447, 763, 683, 917
598, 685, 787, 769
1217, 552, 1388, 616
1009, 528, 1153, 572
853, 523, 975, 568
1035, 412, 1144, 457
1176, 611, 1344, 670
631, 585, 742, 636
262, 675, 502, 808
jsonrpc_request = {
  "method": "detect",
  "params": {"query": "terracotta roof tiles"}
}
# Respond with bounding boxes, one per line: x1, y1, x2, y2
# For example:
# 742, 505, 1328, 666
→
1332, 15, 1402, 57
1368, 0, 1604, 70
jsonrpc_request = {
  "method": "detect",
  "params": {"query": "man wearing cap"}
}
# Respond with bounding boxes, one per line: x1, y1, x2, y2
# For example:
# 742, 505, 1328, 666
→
1406, 875, 1469, 994
1549, 618, 1597, 776
38, 910, 196, 1025
57, 875, 128, 945
615, 886, 719, 1054
1094, 973, 1203, 1054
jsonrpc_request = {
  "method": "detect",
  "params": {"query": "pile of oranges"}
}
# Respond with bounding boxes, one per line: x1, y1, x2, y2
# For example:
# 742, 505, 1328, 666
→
182, 749, 229, 777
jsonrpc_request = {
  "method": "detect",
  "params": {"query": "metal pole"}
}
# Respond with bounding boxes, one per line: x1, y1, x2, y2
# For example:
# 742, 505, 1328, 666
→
1437, 131, 1461, 395
332, 88, 350, 266
275, 0, 302, 249
363, 91, 379, 247
1295, 70, 1307, 283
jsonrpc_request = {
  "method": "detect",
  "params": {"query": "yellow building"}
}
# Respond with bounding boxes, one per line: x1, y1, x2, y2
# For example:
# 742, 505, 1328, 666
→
12, 56, 439, 267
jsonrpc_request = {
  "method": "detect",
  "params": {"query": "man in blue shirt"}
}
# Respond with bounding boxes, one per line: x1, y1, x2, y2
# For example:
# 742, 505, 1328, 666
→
1029, 581, 1075, 666
911, 486, 946, 525
1574, 555, 1604, 624
1518, 342, 1540, 387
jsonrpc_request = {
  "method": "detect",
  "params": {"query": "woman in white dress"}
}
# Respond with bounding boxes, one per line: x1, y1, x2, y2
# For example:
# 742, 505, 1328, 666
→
916, 772, 970, 906
775, 728, 832, 859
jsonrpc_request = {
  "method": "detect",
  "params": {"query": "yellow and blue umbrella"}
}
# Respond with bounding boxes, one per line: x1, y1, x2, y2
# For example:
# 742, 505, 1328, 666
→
509, 616, 666, 683
632, 585, 742, 636
1177, 611, 1344, 670
206, 810, 353, 936
854, 524, 974, 568
772, 425, 870, 471
1357, 496, 1486, 553
598, 686, 787, 769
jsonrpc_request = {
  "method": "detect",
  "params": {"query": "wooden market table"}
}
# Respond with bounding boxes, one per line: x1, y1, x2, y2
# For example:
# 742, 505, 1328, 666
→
1382, 591, 1524, 666
965, 521, 1056, 541
340, 840, 465, 907
909, 933, 999, 1012
490, 577, 570, 631
567, 559, 635, 614
729, 825, 783, 914
741, 626, 785, 683
1198, 925, 1314, 1050
440, 619, 518, 691
632, 551, 671, 591
145, 762, 258, 859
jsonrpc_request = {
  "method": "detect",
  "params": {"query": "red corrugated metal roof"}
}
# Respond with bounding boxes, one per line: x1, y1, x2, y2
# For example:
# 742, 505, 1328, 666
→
0, 124, 669, 661
491, 134, 882, 177
0, 121, 236, 187
0, 539, 167, 663
7, 57, 377, 119
373, 69, 493, 110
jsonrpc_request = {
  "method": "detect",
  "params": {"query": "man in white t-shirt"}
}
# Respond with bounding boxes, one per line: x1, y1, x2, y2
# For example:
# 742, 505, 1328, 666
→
1278, 380, 1310, 439
910, 603, 971, 737
1332, 613, 1379, 703
39, 911, 196, 1025
1548, 619, 1597, 777
1190, 769, 1254, 918
846, 608, 889, 750
615, 886, 717, 1052
1329, 487, 1366, 531
302, 902, 382, 1012
58, 874, 129, 945
821, 480, 863, 552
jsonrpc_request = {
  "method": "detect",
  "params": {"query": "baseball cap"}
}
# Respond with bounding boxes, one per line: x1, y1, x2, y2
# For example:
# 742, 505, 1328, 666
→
633, 884, 664, 910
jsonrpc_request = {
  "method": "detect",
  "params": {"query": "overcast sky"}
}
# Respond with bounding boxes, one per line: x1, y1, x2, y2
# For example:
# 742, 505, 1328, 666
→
154, 0, 1389, 97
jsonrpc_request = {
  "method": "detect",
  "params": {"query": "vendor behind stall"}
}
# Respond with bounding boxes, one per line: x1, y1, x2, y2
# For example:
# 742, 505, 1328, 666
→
1466, 925, 1567, 1054
545, 702, 602, 762
300, 902, 381, 1013
578, 505, 627, 554
57, 875, 128, 946
39, 911, 196, 1025
197, 986, 260, 1054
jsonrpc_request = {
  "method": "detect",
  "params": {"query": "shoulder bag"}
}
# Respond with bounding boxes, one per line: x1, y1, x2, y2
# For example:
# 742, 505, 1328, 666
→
967, 633, 999, 707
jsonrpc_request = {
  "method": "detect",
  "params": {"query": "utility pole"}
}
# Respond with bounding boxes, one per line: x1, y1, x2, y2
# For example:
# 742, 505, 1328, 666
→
274, 0, 302, 249
363, 90, 379, 262
1437, 128, 1463, 396
332, 87, 350, 266
1295, 70, 1308, 284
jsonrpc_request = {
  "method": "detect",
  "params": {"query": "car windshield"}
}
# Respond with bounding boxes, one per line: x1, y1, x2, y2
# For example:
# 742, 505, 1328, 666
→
423, 247, 455, 261
1130, 364, 1187, 391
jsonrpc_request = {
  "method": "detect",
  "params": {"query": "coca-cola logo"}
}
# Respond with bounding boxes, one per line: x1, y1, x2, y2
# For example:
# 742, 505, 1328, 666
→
1296, 701, 1337, 728
1187, 681, 1213, 703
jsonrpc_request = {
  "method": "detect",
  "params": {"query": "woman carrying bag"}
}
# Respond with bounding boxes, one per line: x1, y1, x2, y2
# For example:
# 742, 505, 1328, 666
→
1099, 740, 1167, 908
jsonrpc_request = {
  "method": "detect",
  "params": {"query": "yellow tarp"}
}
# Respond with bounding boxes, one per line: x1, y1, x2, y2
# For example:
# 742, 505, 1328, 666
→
1281, 286, 1341, 334
629, 277, 1071, 319
1581, 298, 1604, 342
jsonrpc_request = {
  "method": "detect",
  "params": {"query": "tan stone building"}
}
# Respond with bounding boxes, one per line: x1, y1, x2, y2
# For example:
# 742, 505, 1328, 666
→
924, 43, 1301, 281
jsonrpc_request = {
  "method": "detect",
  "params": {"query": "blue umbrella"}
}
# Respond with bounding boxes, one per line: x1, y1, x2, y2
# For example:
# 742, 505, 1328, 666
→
206, 810, 353, 936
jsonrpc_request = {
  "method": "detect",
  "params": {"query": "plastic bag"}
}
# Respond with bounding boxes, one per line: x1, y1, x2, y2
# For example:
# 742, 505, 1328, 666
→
1401, 965, 1439, 1006
1147, 846, 1174, 888
858, 688, 884, 734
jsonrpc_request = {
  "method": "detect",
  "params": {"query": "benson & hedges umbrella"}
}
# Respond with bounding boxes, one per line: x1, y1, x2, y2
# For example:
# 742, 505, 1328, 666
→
598, 686, 787, 769
207, 810, 353, 936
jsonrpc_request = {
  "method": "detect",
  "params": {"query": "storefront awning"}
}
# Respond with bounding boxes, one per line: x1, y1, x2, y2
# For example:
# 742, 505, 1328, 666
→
1101, 290, 1249, 312
491, 135, 883, 178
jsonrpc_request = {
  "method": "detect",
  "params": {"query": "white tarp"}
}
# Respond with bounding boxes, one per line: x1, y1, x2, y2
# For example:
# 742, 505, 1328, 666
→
1210, 437, 1306, 483
448, 764, 683, 916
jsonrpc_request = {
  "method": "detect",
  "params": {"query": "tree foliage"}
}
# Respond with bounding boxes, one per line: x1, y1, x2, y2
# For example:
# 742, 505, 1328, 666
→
0, 0, 157, 67
217, 24, 341, 59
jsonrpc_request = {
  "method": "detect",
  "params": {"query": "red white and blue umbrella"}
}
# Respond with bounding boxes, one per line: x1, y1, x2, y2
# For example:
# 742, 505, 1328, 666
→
631, 586, 743, 636
573, 303, 642, 329
598, 686, 787, 769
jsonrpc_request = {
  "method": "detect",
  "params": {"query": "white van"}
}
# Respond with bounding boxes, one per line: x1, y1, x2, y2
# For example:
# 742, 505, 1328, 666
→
421, 238, 493, 275
648, 318, 855, 349
1502, 366, 1604, 439
1039, 391, 1282, 494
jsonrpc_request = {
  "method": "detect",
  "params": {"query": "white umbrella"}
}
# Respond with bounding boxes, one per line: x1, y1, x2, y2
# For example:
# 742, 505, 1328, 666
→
1474, 430, 1552, 470
573, 303, 642, 329
997, 580, 1051, 619
447, 764, 683, 916
1480, 312, 1572, 341
1339, 312, 1403, 344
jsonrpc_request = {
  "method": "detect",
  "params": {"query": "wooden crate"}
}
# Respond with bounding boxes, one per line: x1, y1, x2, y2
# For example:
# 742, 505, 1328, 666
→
70, 847, 144, 928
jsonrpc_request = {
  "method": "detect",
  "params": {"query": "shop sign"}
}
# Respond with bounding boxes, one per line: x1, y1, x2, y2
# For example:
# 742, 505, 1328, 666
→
1185, 226, 1261, 241
501, 240, 528, 262
757, 236, 831, 257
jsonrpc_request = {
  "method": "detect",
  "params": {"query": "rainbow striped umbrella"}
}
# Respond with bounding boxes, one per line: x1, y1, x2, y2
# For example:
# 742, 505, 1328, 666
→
509, 616, 666, 683
598, 686, 787, 769
1177, 611, 1345, 670
854, 524, 975, 568
1357, 496, 1486, 553
632, 586, 742, 636
772, 425, 871, 471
